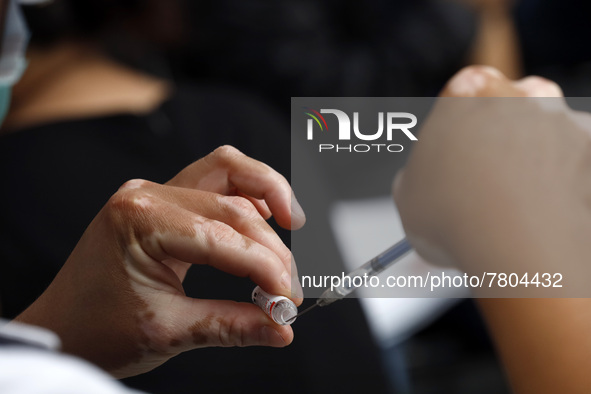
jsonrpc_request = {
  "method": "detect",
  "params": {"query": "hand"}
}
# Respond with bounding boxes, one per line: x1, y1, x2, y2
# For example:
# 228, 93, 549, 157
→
14, 145, 305, 378
393, 66, 591, 278
393, 66, 591, 394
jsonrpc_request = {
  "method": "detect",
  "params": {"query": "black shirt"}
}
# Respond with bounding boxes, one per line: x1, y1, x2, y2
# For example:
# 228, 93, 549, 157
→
0, 86, 390, 394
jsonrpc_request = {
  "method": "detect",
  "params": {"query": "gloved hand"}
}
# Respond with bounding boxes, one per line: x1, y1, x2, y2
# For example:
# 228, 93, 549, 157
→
15, 145, 305, 378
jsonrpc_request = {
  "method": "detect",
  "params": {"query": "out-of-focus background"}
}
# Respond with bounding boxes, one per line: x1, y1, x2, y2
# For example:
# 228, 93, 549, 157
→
1, 0, 590, 393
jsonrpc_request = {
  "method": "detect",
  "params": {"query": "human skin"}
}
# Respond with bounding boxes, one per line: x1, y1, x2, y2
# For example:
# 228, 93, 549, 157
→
15, 145, 305, 378
394, 66, 591, 393
455, 0, 523, 79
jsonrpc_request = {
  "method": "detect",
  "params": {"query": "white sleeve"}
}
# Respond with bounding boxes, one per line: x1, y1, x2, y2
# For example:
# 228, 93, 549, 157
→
0, 348, 146, 394
0, 320, 146, 394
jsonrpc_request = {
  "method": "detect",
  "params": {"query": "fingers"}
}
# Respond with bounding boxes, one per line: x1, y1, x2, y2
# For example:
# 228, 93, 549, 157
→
235, 190, 272, 220
513, 76, 563, 98
167, 145, 306, 230
143, 183, 294, 273
441, 65, 564, 98
158, 211, 300, 302
110, 182, 301, 302
442, 65, 510, 97
160, 298, 293, 350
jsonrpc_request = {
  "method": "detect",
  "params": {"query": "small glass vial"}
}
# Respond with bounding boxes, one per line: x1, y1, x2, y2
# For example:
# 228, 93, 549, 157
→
252, 286, 298, 325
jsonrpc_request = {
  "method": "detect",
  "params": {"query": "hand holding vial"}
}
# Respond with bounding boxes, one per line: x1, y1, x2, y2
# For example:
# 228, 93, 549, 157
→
14, 145, 304, 378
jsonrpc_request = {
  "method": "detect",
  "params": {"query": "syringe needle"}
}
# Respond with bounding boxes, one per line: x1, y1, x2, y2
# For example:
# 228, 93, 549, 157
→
286, 238, 412, 323
285, 303, 318, 323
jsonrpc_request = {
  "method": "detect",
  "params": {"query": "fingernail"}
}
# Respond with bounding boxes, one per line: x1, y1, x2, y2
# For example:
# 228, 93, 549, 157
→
291, 190, 306, 229
260, 325, 286, 345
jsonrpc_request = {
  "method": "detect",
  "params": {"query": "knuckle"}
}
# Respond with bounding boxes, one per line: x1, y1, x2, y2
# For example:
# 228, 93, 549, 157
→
254, 249, 281, 275
272, 172, 290, 190
105, 188, 159, 229
111, 179, 159, 213
444, 65, 506, 97
279, 248, 293, 266
108, 189, 154, 213
217, 311, 245, 347
106, 189, 135, 214
222, 196, 259, 219
202, 219, 239, 246
118, 178, 151, 191
460, 65, 504, 81
211, 145, 243, 165
519, 76, 563, 97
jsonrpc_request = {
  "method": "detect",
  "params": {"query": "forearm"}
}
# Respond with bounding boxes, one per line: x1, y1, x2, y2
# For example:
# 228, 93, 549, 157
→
468, 5, 522, 79
396, 63, 591, 393
478, 298, 591, 393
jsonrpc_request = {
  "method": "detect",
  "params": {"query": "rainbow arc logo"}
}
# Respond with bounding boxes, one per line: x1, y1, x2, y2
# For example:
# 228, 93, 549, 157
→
303, 107, 329, 133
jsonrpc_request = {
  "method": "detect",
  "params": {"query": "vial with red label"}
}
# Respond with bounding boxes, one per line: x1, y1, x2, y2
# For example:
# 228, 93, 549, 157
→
252, 286, 298, 325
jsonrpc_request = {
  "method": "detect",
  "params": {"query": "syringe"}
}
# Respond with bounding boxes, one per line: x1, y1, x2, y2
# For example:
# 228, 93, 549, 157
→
287, 238, 412, 322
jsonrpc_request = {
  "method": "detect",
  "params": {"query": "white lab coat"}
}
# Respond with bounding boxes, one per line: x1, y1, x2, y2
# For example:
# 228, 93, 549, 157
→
0, 320, 144, 394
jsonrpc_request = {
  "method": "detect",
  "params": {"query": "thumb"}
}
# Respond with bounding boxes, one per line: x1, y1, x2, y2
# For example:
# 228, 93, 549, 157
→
166, 298, 294, 350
